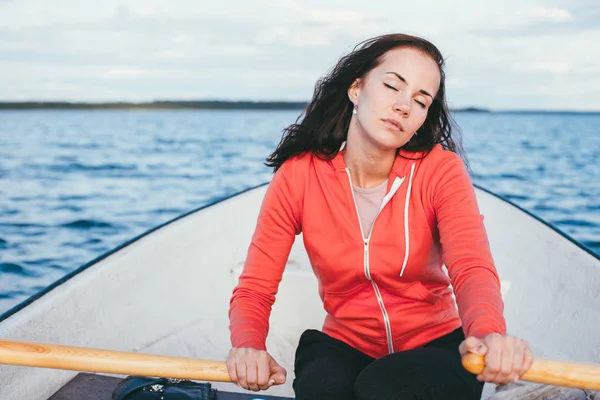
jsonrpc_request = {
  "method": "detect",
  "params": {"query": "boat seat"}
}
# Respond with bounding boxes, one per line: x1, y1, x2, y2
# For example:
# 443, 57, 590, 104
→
48, 373, 293, 400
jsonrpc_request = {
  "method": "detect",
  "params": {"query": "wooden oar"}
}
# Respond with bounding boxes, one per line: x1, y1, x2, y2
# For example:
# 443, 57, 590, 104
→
0, 338, 231, 382
462, 353, 600, 391
2, 338, 600, 391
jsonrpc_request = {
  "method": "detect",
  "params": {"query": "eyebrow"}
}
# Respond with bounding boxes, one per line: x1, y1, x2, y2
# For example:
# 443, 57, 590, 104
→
385, 72, 434, 100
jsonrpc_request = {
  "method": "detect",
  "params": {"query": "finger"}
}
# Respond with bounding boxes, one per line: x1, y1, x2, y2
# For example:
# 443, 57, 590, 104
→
512, 339, 527, 378
226, 353, 239, 385
496, 336, 516, 384
459, 336, 486, 357
272, 367, 287, 385
480, 336, 503, 383
246, 357, 260, 392
236, 355, 249, 390
257, 353, 271, 390
523, 342, 534, 371
270, 358, 287, 385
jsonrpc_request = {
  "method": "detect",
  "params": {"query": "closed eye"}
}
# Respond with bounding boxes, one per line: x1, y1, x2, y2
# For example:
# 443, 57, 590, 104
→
384, 83, 397, 91
386, 83, 426, 108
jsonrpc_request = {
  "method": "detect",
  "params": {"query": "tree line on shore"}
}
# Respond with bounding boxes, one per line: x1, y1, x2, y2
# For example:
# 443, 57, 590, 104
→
0, 100, 490, 112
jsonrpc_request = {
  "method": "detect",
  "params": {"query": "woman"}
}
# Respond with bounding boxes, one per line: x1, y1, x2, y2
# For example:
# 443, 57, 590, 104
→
226, 33, 533, 399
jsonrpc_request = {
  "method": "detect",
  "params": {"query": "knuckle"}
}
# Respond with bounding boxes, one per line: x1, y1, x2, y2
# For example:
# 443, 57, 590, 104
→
487, 365, 500, 374
514, 349, 524, 358
258, 378, 269, 388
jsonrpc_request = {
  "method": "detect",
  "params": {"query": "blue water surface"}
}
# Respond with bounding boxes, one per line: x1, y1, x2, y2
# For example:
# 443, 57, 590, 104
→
0, 110, 598, 314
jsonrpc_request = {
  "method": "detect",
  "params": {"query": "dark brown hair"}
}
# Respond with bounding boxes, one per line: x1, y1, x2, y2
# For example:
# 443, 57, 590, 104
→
266, 33, 465, 171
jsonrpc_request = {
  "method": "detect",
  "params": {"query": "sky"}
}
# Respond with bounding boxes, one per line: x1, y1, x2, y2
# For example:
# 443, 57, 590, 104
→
0, 0, 599, 111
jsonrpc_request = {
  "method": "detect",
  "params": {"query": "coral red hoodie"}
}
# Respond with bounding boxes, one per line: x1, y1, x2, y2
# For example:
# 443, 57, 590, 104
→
229, 144, 506, 359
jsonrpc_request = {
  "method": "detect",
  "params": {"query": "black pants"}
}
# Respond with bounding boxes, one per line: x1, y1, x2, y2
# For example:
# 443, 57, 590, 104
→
292, 328, 483, 400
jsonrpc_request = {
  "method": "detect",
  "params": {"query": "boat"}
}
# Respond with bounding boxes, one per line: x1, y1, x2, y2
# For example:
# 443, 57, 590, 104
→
0, 183, 599, 399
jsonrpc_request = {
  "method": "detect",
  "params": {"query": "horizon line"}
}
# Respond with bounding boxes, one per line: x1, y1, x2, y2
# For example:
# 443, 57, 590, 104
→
0, 100, 598, 114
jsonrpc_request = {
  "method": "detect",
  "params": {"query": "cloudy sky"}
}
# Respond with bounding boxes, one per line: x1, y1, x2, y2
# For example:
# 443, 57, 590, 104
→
1, 0, 599, 111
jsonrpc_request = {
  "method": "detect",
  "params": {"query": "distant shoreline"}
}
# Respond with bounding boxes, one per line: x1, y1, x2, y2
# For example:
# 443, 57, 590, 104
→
0, 100, 490, 112
0, 101, 309, 110
0, 101, 597, 113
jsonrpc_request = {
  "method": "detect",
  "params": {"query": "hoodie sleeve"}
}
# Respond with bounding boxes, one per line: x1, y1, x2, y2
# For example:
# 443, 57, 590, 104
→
433, 154, 507, 339
228, 160, 302, 350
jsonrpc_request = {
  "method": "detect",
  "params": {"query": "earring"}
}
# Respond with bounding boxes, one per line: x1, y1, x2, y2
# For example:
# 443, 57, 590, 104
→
352, 106, 357, 115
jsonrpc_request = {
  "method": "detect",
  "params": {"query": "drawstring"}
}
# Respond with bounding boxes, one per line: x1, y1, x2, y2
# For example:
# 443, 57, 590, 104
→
399, 163, 416, 277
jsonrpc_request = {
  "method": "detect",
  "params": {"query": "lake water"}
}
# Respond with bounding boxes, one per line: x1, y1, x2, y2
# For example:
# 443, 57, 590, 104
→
1, 110, 599, 315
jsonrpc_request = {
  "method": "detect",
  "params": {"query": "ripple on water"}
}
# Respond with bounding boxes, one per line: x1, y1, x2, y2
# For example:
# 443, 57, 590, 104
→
552, 219, 598, 228
59, 219, 115, 229
0, 262, 27, 275
503, 193, 530, 202
49, 162, 138, 173
0, 291, 27, 300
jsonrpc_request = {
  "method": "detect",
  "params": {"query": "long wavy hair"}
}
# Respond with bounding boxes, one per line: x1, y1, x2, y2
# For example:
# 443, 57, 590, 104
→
266, 33, 466, 171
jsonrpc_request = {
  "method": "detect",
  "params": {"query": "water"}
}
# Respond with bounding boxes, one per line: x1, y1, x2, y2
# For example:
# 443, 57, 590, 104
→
0, 110, 599, 315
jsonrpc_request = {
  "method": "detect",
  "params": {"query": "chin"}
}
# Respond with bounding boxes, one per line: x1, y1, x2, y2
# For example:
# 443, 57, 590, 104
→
373, 132, 408, 150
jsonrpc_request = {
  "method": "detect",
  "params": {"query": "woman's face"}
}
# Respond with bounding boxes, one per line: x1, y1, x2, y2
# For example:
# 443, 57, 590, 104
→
348, 47, 441, 151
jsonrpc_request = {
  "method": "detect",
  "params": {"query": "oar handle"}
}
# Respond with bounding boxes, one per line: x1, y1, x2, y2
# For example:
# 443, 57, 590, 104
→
462, 353, 600, 391
0, 338, 231, 382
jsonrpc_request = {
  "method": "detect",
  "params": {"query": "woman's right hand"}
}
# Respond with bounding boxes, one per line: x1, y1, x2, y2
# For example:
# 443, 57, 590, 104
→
226, 347, 287, 391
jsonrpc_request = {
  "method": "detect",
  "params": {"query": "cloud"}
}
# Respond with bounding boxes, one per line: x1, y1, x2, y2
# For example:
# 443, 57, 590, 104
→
471, 4, 599, 37
0, 0, 599, 110
512, 61, 574, 74
104, 67, 157, 78
519, 7, 574, 23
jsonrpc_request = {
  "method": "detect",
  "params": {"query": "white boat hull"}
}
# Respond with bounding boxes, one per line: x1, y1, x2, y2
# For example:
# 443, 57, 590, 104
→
0, 184, 598, 399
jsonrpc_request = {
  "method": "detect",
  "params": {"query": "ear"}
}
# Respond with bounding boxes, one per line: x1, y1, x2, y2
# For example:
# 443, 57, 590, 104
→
347, 78, 361, 106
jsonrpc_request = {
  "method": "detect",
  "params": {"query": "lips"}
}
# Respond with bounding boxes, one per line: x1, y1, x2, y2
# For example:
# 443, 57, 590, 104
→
382, 118, 404, 132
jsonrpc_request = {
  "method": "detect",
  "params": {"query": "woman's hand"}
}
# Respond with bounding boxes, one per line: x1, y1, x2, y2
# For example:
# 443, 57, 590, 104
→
459, 333, 534, 384
226, 347, 287, 392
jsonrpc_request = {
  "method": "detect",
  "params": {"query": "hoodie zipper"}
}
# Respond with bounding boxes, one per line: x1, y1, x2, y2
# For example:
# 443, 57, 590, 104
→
345, 168, 404, 354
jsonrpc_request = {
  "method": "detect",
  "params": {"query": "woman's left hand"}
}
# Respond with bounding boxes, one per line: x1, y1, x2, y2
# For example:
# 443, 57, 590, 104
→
459, 333, 534, 385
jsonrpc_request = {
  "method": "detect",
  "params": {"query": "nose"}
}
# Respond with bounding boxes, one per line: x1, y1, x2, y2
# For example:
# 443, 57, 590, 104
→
393, 96, 411, 118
